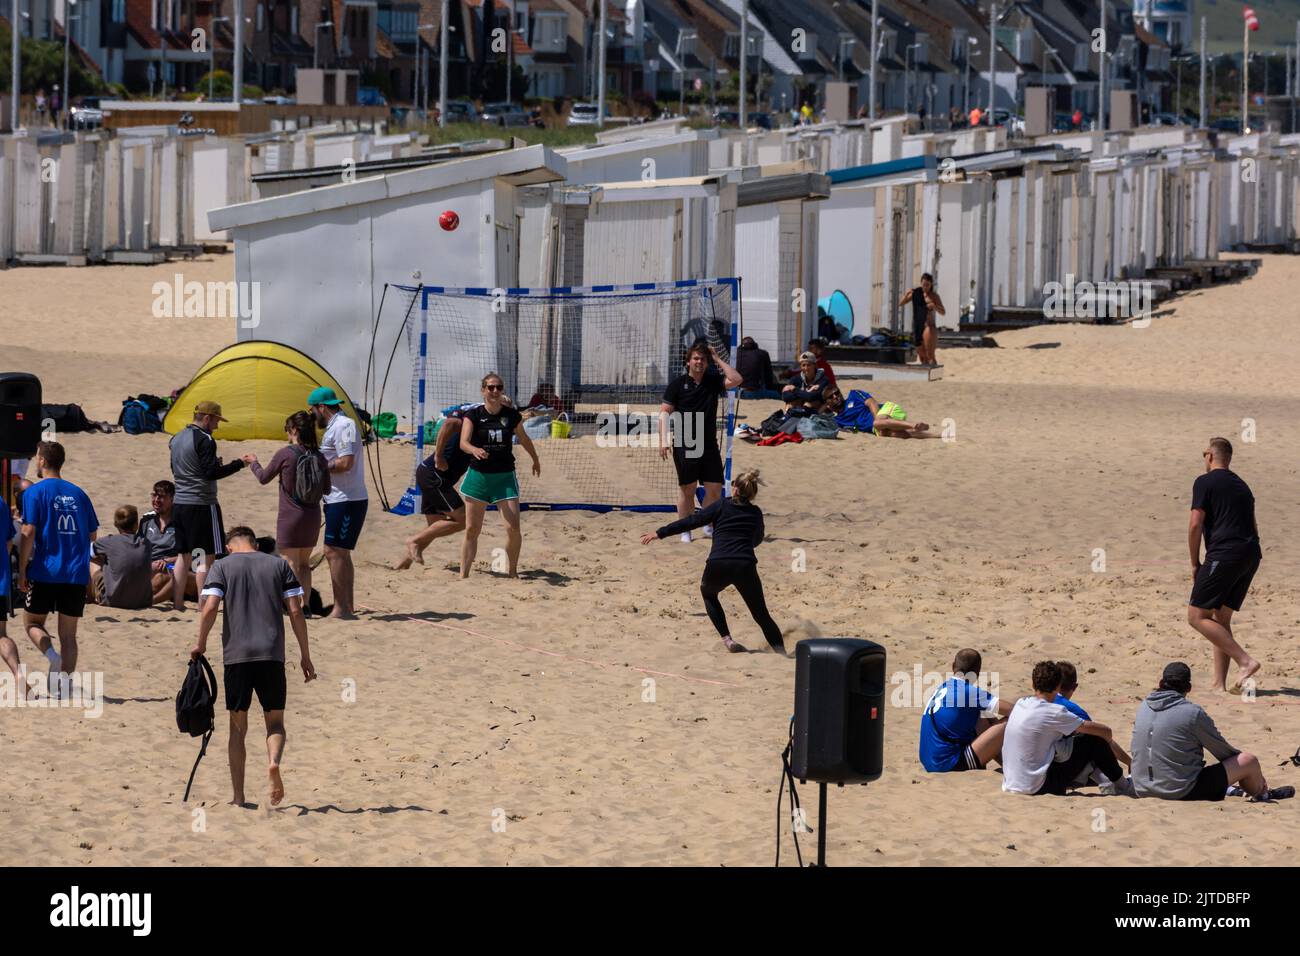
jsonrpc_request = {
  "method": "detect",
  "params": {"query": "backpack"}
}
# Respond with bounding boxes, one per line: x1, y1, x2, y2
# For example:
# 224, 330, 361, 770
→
835, 389, 876, 432
120, 398, 163, 435
291, 447, 329, 507
175, 654, 217, 801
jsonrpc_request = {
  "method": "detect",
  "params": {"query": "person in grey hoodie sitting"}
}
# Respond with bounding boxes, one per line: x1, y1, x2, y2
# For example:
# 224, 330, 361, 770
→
1130, 661, 1294, 803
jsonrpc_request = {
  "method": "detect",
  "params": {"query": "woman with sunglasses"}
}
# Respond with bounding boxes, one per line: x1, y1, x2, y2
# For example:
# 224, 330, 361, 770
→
458, 373, 541, 578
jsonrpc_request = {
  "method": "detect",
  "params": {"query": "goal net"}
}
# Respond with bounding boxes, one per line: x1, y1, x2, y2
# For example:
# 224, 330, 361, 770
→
390, 279, 739, 513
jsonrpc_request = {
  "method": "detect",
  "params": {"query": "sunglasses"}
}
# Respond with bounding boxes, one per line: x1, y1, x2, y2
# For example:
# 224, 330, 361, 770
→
484, 384, 504, 391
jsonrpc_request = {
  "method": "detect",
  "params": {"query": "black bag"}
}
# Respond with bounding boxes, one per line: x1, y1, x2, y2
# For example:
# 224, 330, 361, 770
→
40, 403, 92, 433
759, 410, 788, 437
176, 654, 218, 801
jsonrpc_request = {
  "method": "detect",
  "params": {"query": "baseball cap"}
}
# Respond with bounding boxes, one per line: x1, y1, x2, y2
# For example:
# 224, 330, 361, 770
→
307, 386, 343, 407
1161, 662, 1192, 686
193, 400, 228, 422
798, 351, 817, 363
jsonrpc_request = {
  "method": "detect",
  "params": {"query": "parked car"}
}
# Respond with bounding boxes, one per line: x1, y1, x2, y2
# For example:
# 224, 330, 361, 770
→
989, 108, 1025, 136
68, 96, 103, 129
358, 86, 388, 107
1152, 112, 1185, 127
443, 100, 480, 123
567, 102, 608, 126
481, 101, 531, 127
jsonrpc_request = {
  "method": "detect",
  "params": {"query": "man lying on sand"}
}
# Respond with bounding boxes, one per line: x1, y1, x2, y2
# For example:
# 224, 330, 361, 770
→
919, 648, 1012, 772
1001, 661, 1129, 796
192, 526, 317, 807
1130, 662, 1293, 803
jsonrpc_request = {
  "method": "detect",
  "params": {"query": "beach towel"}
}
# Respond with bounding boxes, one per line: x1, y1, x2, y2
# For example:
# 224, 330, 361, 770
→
835, 389, 875, 432
175, 654, 218, 802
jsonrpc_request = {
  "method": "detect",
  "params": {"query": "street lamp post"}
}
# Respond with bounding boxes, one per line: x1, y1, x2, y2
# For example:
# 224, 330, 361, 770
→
905, 43, 919, 116
61, 1, 78, 128
1098, 0, 1106, 131
416, 22, 435, 116
315, 20, 334, 70
988, 0, 997, 125
9, 0, 18, 130
740, 0, 748, 129
965, 35, 978, 114
210, 16, 229, 100
868, 0, 878, 120
439, 0, 449, 127
1199, 16, 1206, 127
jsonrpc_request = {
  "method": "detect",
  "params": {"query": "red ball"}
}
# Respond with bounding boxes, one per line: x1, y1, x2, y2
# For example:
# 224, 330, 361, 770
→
439, 210, 460, 232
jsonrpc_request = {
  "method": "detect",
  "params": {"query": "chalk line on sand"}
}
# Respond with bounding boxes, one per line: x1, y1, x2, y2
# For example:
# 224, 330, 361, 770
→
358, 607, 740, 688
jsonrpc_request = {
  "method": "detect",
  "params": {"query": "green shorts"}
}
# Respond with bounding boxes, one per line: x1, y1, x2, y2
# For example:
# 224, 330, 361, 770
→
461, 469, 520, 504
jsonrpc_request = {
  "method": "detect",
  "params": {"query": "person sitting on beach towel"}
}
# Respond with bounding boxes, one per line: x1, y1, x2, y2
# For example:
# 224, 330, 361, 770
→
919, 648, 1012, 772
1001, 661, 1128, 795
1129, 662, 1293, 803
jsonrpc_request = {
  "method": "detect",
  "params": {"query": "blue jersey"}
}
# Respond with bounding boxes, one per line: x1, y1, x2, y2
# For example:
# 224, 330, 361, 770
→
21, 478, 98, 586
0, 515, 13, 597
422, 403, 479, 477
919, 677, 1001, 772
1054, 694, 1091, 721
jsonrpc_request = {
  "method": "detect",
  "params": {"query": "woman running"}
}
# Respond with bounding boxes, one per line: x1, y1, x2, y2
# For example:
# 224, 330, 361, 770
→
459, 374, 541, 579
242, 411, 331, 612
640, 469, 786, 655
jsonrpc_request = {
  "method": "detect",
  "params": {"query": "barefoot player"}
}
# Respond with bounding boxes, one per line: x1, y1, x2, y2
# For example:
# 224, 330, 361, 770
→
1187, 438, 1262, 693
192, 526, 316, 807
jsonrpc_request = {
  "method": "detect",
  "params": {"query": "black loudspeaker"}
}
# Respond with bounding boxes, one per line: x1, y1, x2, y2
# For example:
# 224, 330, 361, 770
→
0, 373, 42, 459
792, 638, 886, 784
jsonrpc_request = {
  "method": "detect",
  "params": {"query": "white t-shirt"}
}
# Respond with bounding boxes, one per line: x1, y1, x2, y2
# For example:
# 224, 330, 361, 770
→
320, 412, 367, 504
1001, 696, 1084, 794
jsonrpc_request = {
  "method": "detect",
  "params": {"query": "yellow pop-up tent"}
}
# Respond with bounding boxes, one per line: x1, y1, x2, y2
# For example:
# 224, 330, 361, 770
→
164, 341, 362, 441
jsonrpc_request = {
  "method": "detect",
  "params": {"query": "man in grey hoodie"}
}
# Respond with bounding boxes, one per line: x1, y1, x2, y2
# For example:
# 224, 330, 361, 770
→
1131, 662, 1293, 802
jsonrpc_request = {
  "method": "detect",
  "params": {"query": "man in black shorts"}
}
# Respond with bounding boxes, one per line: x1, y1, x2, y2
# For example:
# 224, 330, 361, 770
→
396, 403, 476, 569
17, 441, 99, 697
1187, 437, 1262, 693
169, 400, 246, 611
1130, 662, 1292, 803
659, 342, 743, 542
193, 526, 316, 807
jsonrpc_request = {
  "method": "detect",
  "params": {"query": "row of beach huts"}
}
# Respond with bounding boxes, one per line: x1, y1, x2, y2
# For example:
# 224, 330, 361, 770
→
3, 115, 1300, 405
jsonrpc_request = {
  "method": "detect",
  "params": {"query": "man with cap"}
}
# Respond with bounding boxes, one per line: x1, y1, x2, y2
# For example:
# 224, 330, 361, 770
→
168, 401, 246, 611
1129, 661, 1294, 803
309, 388, 367, 619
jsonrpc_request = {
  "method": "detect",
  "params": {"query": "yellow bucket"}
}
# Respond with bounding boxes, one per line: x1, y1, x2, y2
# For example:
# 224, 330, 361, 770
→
550, 413, 572, 439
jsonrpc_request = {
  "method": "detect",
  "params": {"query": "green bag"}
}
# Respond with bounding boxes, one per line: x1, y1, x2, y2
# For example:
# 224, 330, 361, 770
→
423, 419, 439, 445
373, 412, 398, 438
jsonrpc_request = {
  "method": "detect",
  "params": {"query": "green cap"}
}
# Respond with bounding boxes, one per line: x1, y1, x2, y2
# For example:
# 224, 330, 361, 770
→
307, 386, 342, 407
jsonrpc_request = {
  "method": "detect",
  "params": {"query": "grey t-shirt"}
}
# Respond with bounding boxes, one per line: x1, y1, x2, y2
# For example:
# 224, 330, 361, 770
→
92, 534, 155, 609
137, 511, 179, 561
201, 551, 303, 665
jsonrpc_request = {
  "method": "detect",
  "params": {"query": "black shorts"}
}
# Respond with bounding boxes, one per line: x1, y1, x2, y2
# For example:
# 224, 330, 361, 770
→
224, 660, 287, 712
1189, 553, 1260, 611
948, 745, 982, 772
416, 463, 465, 516
24, 581, 87, 618
672, 443, 724, 487
1180, 761, 1230, 802
0, 593, 10, 616
172, 502, 226, 557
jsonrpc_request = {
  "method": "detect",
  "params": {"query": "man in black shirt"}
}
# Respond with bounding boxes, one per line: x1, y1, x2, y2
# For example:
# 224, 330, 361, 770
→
659, 342, 743, 542
1187, 437, 1262, 693
736, 337, 780, 399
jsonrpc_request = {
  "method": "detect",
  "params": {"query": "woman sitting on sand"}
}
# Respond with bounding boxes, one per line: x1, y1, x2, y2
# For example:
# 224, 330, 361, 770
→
459, 373, 542, 579
241, 411, 330, 613
640, 469, 786, 656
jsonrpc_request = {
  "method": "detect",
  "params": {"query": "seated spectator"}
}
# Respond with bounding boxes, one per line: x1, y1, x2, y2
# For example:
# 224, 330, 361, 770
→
919, 648, 1012, 772
781, 352, 831, 410
89, 506, 155, 610
1002, 661, 1129, 795
786, 339, 837, 386
1130, 662, 1294, 803
138, 479, 197, 605
1055, 660, 1131, 787
806, 338, 837, 385
526, 382, 570, 415
736, 337, 781, 399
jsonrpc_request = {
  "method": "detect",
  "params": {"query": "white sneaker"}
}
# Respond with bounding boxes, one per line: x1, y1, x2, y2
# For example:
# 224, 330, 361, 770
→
679, 532, 692, 543
1099, 776, 1135, 797
701, 526, 714, 539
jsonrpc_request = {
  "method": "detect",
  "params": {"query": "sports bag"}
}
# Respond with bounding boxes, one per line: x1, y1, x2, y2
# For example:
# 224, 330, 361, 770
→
175, 654, 218, 801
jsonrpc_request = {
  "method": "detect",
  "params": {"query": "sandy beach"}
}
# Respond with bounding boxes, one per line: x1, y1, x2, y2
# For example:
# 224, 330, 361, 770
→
0, 252, 1296, 866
